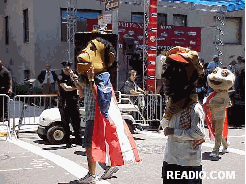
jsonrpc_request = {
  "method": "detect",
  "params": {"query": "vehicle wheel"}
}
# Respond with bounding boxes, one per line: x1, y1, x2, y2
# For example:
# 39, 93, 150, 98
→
37, 133, 48, 141
47, 126, 66, 144
125, 120, 134, 134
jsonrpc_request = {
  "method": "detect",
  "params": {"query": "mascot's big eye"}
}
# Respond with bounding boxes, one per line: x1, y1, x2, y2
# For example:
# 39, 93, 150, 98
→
89, 41, 97, 52
212, 69, 218, 74
90, 45, 96, 51
221, 70, 229, 77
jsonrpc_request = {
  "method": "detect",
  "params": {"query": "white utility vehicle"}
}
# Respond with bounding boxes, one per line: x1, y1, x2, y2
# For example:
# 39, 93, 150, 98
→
37, 107, 136, 144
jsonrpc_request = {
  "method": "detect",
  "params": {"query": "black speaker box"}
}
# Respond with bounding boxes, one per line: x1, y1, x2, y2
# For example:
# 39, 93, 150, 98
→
123, 38, 135, 55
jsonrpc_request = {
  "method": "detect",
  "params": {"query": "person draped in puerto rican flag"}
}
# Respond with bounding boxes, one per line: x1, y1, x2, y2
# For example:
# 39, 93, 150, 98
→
69, 35, 141, 184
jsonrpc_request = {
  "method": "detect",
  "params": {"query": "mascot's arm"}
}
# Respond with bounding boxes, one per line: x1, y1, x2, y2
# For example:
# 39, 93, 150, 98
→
174, 105, 205, 141
208, 93, 231, 109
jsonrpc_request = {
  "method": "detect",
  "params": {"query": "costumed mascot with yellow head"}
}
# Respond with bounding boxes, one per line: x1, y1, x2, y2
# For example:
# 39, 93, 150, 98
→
69, 33, 141, 183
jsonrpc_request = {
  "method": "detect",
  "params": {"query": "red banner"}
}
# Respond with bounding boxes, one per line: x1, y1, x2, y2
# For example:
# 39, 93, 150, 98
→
86, 19, 201, 92
86, 20, 201, 52
146, 0, 158, 92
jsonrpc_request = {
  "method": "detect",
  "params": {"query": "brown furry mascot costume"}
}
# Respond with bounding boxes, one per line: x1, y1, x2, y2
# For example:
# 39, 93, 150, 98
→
160, 46, 205, 183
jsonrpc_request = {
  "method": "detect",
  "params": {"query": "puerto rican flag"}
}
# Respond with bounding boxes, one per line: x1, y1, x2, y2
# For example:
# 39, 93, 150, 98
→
91, 72, 141, 166
203, 92, 228, 140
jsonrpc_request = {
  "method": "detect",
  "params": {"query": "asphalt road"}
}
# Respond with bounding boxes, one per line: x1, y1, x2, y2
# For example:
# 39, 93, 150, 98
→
0, 127, 245, 184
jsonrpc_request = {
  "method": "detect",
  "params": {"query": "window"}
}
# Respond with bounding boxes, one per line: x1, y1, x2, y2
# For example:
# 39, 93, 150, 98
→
23, 9, 29, 42
158, 13, 167, 26
213, 17, 242, 45
4, 16, 9, 45
131, 12, 167, 25
61, 9, 101, 42
224, 17, 241, 44
131, 12, 144, 23
173, 14, 187, 26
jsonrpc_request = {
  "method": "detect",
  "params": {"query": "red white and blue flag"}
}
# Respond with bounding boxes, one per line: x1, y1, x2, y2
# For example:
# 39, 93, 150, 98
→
203, 91, 228, 140
91, 72, 141, 166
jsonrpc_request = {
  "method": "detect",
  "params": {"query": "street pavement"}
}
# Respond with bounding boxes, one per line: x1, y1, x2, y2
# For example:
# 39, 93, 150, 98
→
0, 126, 245, 184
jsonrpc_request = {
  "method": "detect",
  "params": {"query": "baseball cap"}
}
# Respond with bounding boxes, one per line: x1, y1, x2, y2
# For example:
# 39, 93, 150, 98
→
213, 55, 219, 59
168, 54, 189, 64
166, 46, 204, 76
237, 56, 244, 60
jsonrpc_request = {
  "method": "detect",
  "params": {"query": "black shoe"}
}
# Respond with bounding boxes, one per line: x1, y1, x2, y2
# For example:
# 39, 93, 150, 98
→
74, 139, 82, 145
66, 142, 73, 148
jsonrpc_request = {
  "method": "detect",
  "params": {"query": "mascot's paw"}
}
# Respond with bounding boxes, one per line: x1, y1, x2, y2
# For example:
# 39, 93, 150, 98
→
222, 147, 229, 154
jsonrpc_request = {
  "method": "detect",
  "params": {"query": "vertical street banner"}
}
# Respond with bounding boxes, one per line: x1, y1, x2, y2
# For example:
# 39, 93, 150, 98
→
146, 0, 158, 92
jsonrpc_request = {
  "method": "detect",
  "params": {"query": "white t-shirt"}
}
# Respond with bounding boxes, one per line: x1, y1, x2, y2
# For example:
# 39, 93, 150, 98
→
163, 103, 205, 166
156, 54, 166, 79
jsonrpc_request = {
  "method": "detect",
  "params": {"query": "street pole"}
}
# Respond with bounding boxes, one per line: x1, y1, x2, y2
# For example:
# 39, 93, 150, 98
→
112, 8, 119, 91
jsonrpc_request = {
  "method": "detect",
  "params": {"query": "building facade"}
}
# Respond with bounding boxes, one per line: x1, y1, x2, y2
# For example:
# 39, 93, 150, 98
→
0, 0, 244, 90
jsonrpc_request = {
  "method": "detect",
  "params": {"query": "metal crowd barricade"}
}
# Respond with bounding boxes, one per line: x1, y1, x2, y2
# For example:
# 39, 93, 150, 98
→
119, 92, 163, 125
0, 94, 11, 139
146, 94, 163, 123
12, 94, 58, 137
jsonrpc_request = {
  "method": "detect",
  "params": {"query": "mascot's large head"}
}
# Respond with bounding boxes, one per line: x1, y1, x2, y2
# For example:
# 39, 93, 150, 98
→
162, 46, 204, 121
162, 46, 204, 102
207, 67, 235, 91
77, 37, 116, 75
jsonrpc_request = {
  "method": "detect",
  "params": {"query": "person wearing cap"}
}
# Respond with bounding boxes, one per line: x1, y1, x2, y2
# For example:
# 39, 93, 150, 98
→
160, 46, 205, 183
57, 61, 82, 148
205, 55, 222, 96
206, 55, 222, 75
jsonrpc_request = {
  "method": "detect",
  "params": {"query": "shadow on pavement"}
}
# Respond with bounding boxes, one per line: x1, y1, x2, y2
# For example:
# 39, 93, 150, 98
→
33, 139, 52, 145
202, 152, 221, 161
43, 146, 68, 150
74, 151, 86, 156
133, 137, 145, 141
228, 125, 245, 129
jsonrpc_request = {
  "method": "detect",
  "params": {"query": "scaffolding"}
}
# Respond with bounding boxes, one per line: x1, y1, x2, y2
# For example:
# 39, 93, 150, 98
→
214, 9, 226, 63
143, 0, 150, 91
66, 0, 77, 64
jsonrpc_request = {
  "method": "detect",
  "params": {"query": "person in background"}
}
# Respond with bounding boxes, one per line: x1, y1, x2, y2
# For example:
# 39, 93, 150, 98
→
205, 55, 222, 96
237, 56, 245, 101
206, 55, 222, 75
122, 70, 145, 95
0, 60, 12, 121
121, 70, 145, 108
196, 59, 207, 103
57, 61, 82, 148
156, 49, 167, 94
37, 64, 58, 94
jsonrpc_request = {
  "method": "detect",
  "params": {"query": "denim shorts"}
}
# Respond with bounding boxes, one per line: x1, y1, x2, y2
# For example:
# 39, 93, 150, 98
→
82, 120, 94, 148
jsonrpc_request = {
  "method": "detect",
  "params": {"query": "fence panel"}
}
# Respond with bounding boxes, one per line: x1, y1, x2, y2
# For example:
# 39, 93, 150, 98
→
12, 94, 58, 136
119, 92, 163, 125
